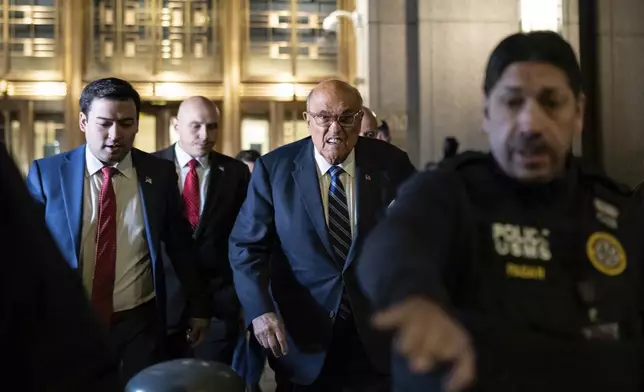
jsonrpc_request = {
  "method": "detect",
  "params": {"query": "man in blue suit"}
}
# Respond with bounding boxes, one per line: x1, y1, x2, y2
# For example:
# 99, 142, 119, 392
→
229, 79, 416, 391
25, 78, 212, 382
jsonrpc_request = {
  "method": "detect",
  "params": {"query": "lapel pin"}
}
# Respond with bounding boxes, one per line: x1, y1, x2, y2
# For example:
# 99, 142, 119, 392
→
365, 174, 371, 181
145, 176, 153, 184
218, 165, 224, 172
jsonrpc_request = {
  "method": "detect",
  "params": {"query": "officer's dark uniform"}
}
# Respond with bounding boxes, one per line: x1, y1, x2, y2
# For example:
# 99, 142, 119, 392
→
0, 143, 121, 391
358, 152, 644, 392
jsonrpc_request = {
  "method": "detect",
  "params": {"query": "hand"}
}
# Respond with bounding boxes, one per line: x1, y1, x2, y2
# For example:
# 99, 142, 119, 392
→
252, 312, 288, 358
373, 297, 476, 392
187, 317, 210, 348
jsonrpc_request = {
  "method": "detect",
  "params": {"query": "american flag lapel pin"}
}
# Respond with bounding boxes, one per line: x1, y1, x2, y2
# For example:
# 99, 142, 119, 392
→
145, 176, 152, 184
365, 174, 371, 181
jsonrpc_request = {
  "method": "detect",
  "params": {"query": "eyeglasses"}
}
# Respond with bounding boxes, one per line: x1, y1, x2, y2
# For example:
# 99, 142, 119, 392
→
304, 111, 363, 128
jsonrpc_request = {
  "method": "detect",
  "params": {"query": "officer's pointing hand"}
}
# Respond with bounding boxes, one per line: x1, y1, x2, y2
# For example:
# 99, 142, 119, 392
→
373, 296, 476, 392
252, 312, 289, 358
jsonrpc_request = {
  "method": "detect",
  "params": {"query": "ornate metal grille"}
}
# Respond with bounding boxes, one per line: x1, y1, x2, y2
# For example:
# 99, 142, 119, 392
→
157, 0, 219, 76
0, 0, 61, 77
246, 0, 339, 80
88, 0, 220, 81
246, 0, 292, 78
295, 0, 336, 78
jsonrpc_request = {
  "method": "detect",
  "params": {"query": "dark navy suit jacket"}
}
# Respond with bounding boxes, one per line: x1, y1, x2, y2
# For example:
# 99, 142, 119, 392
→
229, 136, 416, 384
154, 145, 249, 330
25, 145, 212, 330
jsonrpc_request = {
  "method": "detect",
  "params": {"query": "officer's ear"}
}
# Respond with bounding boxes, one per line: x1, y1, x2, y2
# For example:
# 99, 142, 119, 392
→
574, 93, 586, 135
481, 100, 491, 135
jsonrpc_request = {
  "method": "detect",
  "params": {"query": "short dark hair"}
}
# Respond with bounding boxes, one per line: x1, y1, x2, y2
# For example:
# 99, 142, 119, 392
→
483, 31, 582, 98
235, 150, 261, 163
79, 77, 141, 117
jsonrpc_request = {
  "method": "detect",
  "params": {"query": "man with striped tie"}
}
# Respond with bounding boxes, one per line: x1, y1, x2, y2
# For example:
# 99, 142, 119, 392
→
229, 79, 416, 391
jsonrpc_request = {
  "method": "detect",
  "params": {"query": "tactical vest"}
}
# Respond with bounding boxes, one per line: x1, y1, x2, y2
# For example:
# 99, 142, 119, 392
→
439, 153, 643, 391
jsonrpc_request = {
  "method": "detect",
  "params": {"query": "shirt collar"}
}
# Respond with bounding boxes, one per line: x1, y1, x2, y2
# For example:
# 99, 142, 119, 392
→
85, 145, 133, 179
313, 146, 355, 178
175, 143, 210, 169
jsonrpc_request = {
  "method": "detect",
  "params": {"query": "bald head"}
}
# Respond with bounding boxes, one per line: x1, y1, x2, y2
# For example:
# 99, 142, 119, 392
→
174, 96, 220, 157
360, 106, 378, 138
306, 79, 363, 112
177, 96, 220, 120
305, 79, 364, 165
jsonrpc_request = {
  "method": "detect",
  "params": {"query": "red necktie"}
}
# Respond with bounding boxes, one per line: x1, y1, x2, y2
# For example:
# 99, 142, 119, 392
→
183, 159, 200, 231
92, 166, 118, 325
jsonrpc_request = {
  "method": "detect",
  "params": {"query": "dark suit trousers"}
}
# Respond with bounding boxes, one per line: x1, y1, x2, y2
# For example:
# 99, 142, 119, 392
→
275, 316, 390, 392
194, 317, 239, 364
166, 317, 239, 366
110, 300, 164, 382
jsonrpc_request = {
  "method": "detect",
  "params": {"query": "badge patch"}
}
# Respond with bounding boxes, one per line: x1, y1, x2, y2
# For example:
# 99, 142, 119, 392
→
594, 198, 619, 218
586, 232, 627, 276
594, 198, 619, 229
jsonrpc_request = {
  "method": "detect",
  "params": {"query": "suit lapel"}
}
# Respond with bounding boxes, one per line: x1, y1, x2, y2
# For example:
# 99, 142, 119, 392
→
195, 151, 225, 238
59, 146, 86, 266
157, 145, 175, 162
131, 149, 160, 265
292, 140, 335, 259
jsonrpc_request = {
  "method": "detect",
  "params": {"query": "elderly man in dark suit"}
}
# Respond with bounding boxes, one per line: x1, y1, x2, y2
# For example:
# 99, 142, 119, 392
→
229, 79, 416, 391
25, 78, 212, 382
155, 96, 249, 365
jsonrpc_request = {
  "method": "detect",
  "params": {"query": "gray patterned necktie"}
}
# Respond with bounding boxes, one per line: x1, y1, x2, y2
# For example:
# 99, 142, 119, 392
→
327, 166, 352, 320
327, 166, 352, 266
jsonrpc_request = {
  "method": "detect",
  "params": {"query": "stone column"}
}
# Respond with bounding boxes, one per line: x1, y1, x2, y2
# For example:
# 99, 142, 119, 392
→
367, 0, 409, 149
63, 0, 85, 150
561, 0, 583, 156
596, 0, 644, 185
220, 0, 242, 157
413, 0, 520, 167
369, 0, 581, 167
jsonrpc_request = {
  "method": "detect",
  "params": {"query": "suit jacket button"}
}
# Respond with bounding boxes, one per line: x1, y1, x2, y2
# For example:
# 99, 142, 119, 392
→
329, 311, 335, 318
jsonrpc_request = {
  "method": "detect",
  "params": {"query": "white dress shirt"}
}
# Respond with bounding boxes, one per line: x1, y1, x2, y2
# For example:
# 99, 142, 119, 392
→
174, 143, 211, 215
80, 148, 155, 313
314, 147, 357, 238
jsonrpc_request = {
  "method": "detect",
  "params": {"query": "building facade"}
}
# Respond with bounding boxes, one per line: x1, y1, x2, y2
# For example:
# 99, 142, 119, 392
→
1, 0, 357, 172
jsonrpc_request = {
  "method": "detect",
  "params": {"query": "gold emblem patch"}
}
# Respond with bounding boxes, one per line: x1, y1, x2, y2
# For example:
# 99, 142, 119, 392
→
586, 232, 627, 276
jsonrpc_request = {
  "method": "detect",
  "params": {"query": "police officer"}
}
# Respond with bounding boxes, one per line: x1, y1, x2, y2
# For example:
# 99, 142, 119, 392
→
357, 31, 644, 392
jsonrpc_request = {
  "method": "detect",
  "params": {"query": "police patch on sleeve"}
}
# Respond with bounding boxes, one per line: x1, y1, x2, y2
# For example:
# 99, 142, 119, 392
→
586, 232, 627, 276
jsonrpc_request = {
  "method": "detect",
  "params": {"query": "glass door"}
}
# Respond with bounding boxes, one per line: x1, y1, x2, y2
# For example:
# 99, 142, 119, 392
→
241, 101, 270, 155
